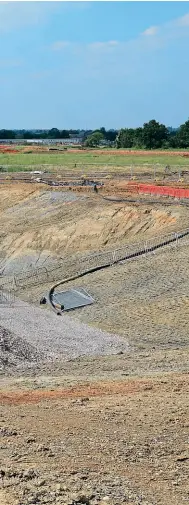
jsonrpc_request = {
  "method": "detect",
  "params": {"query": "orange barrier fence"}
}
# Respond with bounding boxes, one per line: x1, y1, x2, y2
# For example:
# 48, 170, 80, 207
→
127, 182, 189, 199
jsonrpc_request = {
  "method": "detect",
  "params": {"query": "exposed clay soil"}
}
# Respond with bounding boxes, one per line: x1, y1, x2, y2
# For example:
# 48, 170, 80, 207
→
0, 182, 186, 275
2, 145, 189, 156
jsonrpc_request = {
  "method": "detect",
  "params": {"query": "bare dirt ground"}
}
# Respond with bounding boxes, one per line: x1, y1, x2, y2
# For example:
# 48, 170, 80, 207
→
19, 146, 189, 156
0, 181, 189, 505
0, 372, 188, 505
65, 147, 189, 156
0, 181, 187, 275
2, 145, 189, 156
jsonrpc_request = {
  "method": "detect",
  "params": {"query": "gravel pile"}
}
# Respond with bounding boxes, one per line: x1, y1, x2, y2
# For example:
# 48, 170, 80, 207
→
0, 325, 45, 372
0, 300, 129, 368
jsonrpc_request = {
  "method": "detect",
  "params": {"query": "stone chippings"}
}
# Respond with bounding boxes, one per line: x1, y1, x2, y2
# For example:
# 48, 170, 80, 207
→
0, 467, 154, 505
0, 301, 129, 374
0, 326, 46, 372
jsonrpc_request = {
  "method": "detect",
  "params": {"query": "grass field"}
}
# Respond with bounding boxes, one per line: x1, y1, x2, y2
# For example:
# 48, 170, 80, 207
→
1, 151, 189, 174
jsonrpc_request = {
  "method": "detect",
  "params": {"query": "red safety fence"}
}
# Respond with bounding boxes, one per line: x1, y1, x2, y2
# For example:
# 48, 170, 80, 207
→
127, 182, 189, 199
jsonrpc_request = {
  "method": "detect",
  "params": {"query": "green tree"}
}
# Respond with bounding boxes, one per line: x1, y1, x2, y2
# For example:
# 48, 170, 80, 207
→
165, 131, 179, 149
116, 129, 135, 148
143, 120, 168, 149
176, 119, 189, 148
99, 127, 106, 134
105, 130, 117, 142
48, 128, 60, 139
85, 131, 104, 147
133, 127, 144, 148
23, 131, 34, 139
0, 129, 15, 139
59, 130, 70, 138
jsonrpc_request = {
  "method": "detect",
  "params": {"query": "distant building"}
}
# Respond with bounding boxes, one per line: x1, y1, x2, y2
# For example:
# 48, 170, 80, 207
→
26, 139, 43, 144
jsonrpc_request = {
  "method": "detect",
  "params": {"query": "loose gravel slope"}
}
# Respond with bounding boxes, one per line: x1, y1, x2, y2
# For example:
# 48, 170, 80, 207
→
0, 301, 129, 365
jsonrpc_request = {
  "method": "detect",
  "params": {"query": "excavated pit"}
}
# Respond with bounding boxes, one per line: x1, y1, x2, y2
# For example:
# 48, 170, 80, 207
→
0, 182, 184, 276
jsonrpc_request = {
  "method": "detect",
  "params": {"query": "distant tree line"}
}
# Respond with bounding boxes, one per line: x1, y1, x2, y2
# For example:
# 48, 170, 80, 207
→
85, 120, 189, 149
0, 129, 16, 139
0, 128, 77, 140
0, 127, 118, 142
116, 119, 189, 149
1, 119, 189, 149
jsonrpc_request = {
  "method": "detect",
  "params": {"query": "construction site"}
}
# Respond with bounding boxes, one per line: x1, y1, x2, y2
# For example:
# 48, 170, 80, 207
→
0, 153, 189, 505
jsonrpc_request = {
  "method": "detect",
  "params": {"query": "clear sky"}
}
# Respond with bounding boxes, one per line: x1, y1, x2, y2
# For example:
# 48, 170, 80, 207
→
1, 1, 189, 130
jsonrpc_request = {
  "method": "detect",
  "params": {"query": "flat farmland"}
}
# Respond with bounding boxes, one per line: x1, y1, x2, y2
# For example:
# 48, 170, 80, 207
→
1, 149, 189, 176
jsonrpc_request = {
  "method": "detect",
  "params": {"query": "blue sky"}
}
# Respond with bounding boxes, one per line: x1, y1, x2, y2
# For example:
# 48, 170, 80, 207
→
1, 1, 189, 129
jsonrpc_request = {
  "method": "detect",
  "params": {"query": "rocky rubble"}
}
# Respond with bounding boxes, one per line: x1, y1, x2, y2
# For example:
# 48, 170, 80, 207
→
0, 326, 45, 372
0, 467, 155, 505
